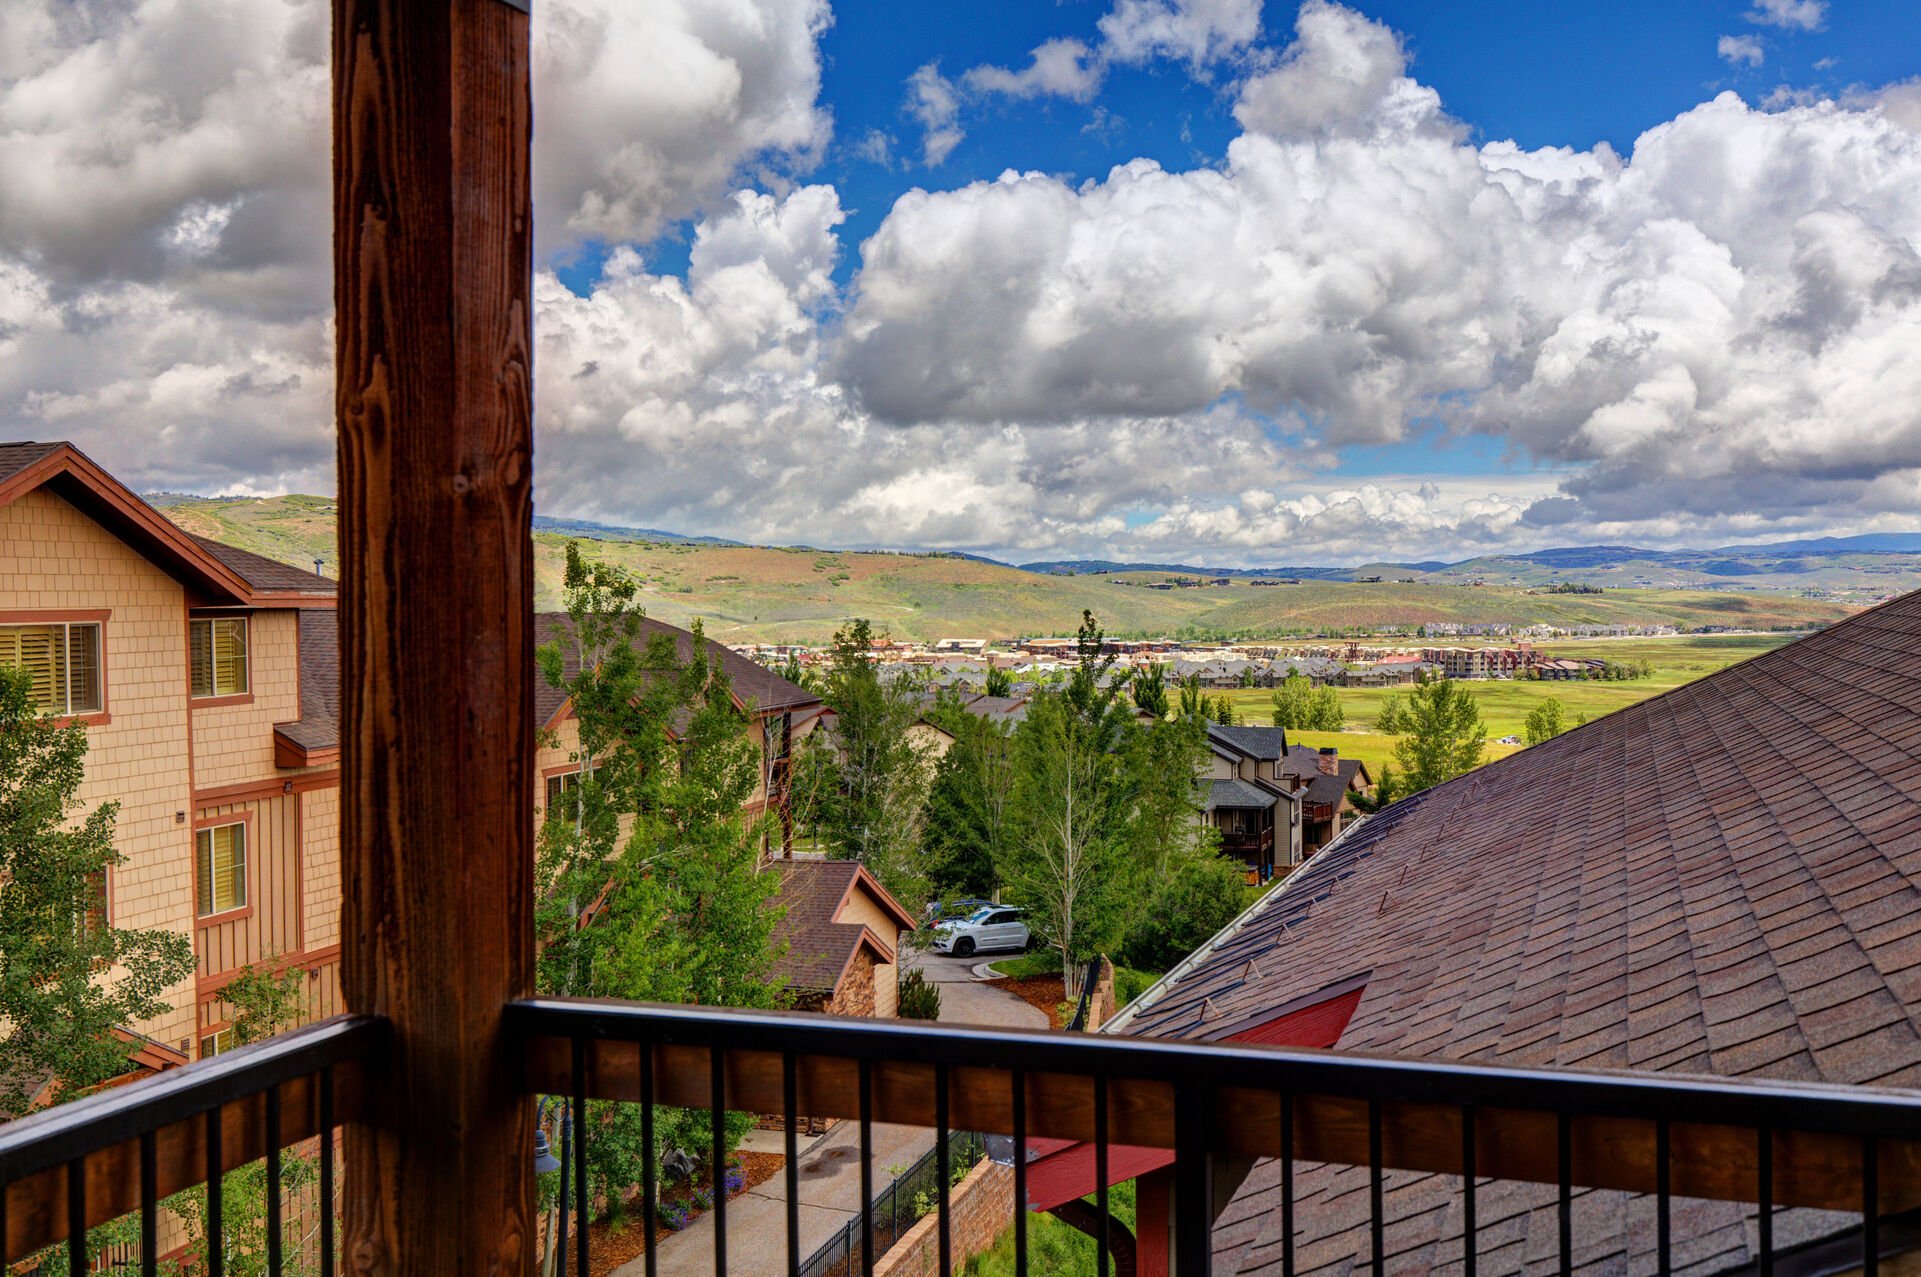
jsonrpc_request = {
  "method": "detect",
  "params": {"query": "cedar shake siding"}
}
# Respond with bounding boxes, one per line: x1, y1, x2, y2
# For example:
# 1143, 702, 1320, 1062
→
0, 443, 343, 1065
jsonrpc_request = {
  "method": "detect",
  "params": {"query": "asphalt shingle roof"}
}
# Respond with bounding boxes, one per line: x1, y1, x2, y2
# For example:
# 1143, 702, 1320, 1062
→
1122, 589, 1921, 1276
191, 535, 336, 596
0, 441, 62, 485
1207, 778, 1282, 810
771, 859, 884, 995
1208, 724, 1290, 761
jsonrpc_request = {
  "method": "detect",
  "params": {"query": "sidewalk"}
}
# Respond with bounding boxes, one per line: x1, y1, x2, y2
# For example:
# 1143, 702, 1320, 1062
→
612, 1119, 935, 1277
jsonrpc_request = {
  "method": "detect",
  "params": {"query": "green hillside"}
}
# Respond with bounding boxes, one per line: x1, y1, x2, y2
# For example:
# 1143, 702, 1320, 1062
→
156, 495, 1861, 643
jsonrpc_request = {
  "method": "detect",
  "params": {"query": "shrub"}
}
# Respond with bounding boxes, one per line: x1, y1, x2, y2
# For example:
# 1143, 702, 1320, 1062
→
1121, 856, 1246, 973
897, 966, 942, 1020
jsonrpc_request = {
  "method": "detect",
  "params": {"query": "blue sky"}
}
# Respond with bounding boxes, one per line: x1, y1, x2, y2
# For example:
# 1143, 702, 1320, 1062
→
8, 0, 1921, 564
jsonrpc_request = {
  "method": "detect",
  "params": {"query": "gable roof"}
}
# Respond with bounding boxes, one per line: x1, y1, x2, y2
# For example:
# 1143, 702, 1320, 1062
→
0, 442, 255, 604
770, 858, 913, 995
1118, 590, 1921, 1275
1207, 724, 1290, 761
533, 612, 821, 729
192, 535, 336, 603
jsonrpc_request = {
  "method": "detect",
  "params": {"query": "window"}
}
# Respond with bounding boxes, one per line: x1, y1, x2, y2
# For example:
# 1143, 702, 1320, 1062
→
199, 1027, 235, 1059
544, 770, 582, 818
0, 622, 102, 716
190, 617, 249, 698
196, 822, 247, 916
83, 871, 108, 937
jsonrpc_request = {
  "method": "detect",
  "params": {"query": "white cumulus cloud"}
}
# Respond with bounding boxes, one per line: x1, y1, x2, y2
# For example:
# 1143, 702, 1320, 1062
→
1718, 34, 1766, 68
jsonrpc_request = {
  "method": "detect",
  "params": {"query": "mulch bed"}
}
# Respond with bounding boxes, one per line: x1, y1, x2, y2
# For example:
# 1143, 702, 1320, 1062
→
582, 1150, 785, 1277
984, 975, 1072, 1029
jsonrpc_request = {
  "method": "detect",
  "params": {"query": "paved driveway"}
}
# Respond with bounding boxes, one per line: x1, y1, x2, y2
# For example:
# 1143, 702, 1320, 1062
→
906, 948, 1051, 1030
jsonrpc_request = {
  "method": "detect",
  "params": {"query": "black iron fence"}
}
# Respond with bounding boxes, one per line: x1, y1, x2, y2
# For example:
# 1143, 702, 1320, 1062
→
796, 1129, 985, 1277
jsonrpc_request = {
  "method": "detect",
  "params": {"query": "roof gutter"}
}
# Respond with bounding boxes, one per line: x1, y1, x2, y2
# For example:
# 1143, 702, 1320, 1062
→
1104, 815, 1368, 1035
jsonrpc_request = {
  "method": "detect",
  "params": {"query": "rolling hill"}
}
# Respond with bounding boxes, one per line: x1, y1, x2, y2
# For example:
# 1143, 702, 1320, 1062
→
152, 494, 1862, 643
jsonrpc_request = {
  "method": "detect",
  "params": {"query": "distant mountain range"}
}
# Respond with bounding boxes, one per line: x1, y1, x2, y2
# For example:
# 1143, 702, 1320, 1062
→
1022, 533, 1921, 593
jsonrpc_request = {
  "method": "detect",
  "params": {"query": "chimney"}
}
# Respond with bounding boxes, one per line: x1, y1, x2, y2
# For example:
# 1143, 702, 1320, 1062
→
1318, 747, 1338, 777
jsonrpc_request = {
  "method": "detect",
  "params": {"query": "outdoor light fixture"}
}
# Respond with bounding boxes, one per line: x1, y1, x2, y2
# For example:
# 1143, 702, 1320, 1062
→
532, 1128, 561, 1174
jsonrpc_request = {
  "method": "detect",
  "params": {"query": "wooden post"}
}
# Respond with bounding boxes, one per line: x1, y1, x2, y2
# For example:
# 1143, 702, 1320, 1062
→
333, 0, 535, 1272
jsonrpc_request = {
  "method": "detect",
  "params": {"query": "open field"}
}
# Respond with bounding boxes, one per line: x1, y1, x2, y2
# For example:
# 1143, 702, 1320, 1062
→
1221, 637, 1791, 761
158, 497, 1861, 644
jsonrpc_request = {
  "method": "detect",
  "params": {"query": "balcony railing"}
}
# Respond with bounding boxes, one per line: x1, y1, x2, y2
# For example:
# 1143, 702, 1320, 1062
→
7, 998, 1921, 1275
0, 1015, 384, 1275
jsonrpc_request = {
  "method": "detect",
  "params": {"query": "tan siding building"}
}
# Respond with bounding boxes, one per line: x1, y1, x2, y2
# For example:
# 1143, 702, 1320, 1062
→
0, 443, 340, 1065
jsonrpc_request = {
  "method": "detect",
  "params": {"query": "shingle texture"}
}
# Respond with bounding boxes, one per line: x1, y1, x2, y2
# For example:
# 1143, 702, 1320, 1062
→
277, 609, 340, 753
772, 859, 876, 995
0, 440, 62, 485
1124, 590, 1921, 1275
1208, 724, 1290, 761
532, 613, 821, 726
191, 535, 336, 595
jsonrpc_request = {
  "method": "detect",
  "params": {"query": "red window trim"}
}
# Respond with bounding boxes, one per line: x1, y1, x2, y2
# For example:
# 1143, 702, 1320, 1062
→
192, 810, 257, 926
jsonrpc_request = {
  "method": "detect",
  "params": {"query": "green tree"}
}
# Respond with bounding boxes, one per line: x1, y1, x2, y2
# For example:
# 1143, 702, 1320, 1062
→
1000, 613, 1141, 993
919, 710, 1014, 898
1350, 763, 1399, 813
1270, 673, 1344, 731
1377, 676, 1487, 794
1176, 674, 1207, 721
983, 664, 1014, 697
0, 667, 196, 1115
1125, 712, 1213, 887
1120, 854, 1246, 972
533, 543, 781, 1217
1524, 698, 1569, 746
223, 959, 311, 1045
809, 619, 935, 904
1210, 694, 1236, 726
1130, 662, 1168, 719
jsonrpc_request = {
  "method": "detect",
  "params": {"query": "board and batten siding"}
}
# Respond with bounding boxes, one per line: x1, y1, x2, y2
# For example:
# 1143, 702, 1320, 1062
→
194, 793, 303, 979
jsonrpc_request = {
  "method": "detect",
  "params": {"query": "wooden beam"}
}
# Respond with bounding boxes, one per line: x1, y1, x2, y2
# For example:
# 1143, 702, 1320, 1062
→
333, 0, 535, 1273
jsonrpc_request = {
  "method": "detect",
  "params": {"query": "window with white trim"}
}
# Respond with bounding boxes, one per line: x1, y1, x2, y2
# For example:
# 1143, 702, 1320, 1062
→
190, 617, 250, 698
0, 622, 102, 716
196, 822, 247, 916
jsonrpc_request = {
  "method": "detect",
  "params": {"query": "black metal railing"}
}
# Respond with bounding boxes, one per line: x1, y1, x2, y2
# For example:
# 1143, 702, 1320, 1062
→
795, 1129, 985, 1277
0, 1015, 384, 1276
509, 996, 1921, 1277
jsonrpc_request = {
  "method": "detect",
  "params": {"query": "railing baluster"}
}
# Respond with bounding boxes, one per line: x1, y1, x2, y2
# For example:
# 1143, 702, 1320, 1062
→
642, 1041, 658, 1277
208, 1105, 225, 1277
935, 1061, 951, 1277
1758, 1125, 1772, 1277
1281, 1091, 1294, 1277
66, 1156, 85, 1277
320, 1066, 335, 1277
267, 1083, 283, 1276
1173, 1084, 1212, 1277
1655, 1117, 1670, 1277
1557, 1111, 1572, 1277
1368, 1098, 1384, 1277
712, 1046, 727, 1277
575, 1042, 589, 1277
140, 1130, 157, 1277
859, 1057, 874, 1277
1864, 1135, 1879, 1277
1460, 1104, 1474, 1277
557, 1101, 571, 1277
1012, 1069, 1027, 1277
1095, 1073, 1109, 1277
784, 1052, 800, 1277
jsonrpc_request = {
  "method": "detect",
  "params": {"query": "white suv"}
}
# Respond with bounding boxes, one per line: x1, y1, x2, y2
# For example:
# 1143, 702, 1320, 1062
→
931, 905, 1030, 958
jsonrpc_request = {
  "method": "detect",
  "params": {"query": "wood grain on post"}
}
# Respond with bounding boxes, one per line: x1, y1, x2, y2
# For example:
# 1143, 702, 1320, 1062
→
333, 0, 535, 1272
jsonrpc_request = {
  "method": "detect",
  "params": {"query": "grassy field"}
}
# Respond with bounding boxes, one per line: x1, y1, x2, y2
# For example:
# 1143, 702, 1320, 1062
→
1220, 636, 1789, 768
157, 496, 1860, 644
